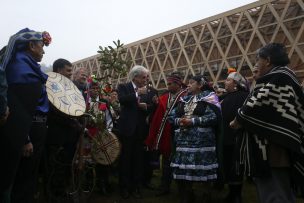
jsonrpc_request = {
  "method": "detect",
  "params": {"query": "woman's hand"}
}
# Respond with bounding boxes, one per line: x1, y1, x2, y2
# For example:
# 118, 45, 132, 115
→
179, 118, 192, 127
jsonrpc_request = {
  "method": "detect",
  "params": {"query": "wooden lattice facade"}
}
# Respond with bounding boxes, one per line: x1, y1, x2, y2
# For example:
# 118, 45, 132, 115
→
72, 0, 304, 89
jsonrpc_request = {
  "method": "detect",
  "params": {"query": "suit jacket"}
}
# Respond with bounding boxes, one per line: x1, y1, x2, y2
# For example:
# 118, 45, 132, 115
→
117, 82, 140, 137
138, 86, 158, 139
117, 82, 157, 139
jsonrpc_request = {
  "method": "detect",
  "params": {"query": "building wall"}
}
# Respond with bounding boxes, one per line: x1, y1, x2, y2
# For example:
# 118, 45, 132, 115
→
73, 0, 304, 89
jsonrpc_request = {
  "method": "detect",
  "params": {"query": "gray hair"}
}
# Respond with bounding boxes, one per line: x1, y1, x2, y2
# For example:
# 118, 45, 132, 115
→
73, 67, 87, 76
128, 65, 149, 80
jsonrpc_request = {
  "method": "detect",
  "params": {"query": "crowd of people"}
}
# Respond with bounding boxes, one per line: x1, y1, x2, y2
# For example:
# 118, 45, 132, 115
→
0, 28, 304, 203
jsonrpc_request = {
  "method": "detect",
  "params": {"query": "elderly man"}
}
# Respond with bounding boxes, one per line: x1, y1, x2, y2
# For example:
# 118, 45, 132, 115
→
117, 65, 150, 199
73, 67, 88, 96
0, 28, 51, 203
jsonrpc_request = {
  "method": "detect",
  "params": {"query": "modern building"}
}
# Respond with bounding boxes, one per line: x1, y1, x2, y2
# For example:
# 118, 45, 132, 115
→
72, 0, 304, 90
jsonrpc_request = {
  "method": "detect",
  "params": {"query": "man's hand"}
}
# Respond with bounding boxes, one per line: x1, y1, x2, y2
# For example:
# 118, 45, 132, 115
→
23, 142, 34, 157
0, 107, 9, 126
137, 87, 147, 95
152, 95, 159, 104
138, 102, 147, 110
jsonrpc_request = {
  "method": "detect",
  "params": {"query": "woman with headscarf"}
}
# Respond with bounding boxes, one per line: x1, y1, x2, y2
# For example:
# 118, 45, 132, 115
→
230, 43, 304, 203
0, 28, 51, 203
170, 75, 221, 203
221, 72, 249, 203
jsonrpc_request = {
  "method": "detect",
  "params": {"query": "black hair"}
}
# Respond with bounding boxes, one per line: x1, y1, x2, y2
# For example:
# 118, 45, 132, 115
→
169, 71, 183, 79
257, 43, 290, 67
190, 75, 214, 91
53, 58, 72, 72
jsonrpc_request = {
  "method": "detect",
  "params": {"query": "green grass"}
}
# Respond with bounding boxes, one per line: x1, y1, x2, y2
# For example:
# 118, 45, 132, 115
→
89, 170, 259, 203
37, 167, 304, 203
88, 169, 304, 203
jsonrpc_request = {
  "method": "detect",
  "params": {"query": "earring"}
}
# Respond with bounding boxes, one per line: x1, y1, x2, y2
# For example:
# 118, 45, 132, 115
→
233, 86, 237, 90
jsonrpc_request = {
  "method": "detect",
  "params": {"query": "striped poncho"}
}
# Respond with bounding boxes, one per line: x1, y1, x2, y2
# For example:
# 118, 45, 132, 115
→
236, 66, 304, 190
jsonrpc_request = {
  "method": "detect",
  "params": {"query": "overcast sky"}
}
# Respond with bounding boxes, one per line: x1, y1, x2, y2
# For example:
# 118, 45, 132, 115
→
0, 0, 256, 66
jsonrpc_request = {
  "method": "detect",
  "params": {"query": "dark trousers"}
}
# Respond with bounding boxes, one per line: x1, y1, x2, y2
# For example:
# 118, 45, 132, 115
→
223, 145, 243, 183
0, 129, 25, 196
0, 143, 22, 203
45, 144, 76, 202
254, 168, 295, 203
12, 120, 47, 203
119, 132, 143, 192
142, 150, 154, 185
96, 164, 110, 187
160, 156, 172, 190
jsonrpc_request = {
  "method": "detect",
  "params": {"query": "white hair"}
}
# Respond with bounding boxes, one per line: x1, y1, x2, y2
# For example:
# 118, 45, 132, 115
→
73, 67, 87, 76
128, 65, 149, 80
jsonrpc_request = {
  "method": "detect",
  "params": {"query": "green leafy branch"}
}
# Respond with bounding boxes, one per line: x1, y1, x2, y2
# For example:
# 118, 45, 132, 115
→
97, 40, 132, 79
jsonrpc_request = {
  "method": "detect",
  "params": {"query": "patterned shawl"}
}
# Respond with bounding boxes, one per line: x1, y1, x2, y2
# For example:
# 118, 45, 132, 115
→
237, 66, 304, 154
236, 66, 304, 192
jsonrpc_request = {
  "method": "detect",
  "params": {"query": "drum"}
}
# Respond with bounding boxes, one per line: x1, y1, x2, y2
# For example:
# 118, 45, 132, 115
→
46, 72, 86, 116
91, 131, 121, 165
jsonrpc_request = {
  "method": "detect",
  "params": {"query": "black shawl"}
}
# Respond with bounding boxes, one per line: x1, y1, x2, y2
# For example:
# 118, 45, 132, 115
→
236, 66, 304, 193
237, 66, 304, 153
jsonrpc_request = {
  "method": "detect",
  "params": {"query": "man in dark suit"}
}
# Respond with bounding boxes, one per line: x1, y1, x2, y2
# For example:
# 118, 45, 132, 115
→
117, 65, 150, 199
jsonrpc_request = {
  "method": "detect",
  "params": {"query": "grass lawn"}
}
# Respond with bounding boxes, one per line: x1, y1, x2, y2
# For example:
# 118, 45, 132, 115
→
37, 166, 304, 203
88, 169, 304, 203
88, 169, 259, 203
